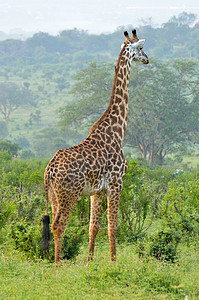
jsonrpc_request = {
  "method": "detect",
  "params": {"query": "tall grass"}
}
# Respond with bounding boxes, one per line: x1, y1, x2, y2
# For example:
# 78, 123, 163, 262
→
0, 240, 198, 299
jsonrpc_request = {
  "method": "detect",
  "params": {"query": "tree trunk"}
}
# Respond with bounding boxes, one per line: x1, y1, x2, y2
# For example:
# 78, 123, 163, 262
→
148, 134, 154, 165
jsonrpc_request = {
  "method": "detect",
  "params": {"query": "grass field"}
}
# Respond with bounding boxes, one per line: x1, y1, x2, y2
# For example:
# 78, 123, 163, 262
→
0, 240, 198, 299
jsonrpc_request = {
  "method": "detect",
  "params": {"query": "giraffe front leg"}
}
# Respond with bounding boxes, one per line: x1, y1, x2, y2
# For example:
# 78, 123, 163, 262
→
107, 191, 121, 262
88, 194, 103, 261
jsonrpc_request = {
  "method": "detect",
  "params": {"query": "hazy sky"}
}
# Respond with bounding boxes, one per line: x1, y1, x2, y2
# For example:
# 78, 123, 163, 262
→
0, 0, 199, 34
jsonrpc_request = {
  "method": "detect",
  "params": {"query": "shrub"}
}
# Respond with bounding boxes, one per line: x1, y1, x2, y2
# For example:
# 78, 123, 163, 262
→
137, 229, 181, 263
117, 161, 154, 243
10, 218, 42, 258
162, 178, 199, 236
148, 230, 180, 262
62, 226, 86, 260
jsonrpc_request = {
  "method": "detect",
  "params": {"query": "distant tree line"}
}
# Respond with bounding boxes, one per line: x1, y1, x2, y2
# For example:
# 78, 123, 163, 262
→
0, 12, 198, 65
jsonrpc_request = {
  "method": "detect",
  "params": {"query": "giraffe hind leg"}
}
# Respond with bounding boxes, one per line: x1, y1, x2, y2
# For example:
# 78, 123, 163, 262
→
52, 195, 78, 263
48, 186, 58, 224
107, 192, 120, 261
88, 194, 103, 261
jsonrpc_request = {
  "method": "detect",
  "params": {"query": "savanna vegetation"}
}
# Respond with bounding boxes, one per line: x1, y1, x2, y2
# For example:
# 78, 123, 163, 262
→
0, 12, 199, 299
0, 12, 198, 161
0, 142, 198, 298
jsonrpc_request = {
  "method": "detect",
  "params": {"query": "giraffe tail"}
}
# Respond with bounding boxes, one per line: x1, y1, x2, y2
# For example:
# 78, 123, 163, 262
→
41, 174, 51, 259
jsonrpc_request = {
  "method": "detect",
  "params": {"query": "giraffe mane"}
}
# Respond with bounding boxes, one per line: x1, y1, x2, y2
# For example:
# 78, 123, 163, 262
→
89, 41, 128, 134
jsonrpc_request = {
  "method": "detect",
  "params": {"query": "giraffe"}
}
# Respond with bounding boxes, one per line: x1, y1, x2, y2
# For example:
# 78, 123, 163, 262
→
43, 29, 149, 263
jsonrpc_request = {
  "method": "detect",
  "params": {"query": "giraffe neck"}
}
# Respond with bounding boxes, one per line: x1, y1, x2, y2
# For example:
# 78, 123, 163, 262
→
107, 52, 131, 145
89, 44, 132, 147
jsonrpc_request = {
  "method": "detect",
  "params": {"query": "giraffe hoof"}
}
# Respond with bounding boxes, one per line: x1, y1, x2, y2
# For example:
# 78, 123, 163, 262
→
87, 255, 94, 262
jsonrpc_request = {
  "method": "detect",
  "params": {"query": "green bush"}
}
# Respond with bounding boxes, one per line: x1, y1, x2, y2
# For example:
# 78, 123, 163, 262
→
0, 198, 15, 243
117, 161, 154, 243
162, 178, 199, 236
137, 229, 181, 262
148, 230, 181, 262
10, 218, 42, 258
0, 150, 12, 168
9, 195, 86, 261
62, 226, 86, 260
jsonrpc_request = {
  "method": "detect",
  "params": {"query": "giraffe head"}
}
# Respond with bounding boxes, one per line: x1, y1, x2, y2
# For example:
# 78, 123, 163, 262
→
122, 29, 149, 65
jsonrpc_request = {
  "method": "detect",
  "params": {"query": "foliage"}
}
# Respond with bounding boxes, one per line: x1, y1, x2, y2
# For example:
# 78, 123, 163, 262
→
0, 15, 198, 161
13, 136, 30, 149
57, 58, 199, 165
62, 226, 86, 260
0, 170, 85, 261
117, 161, 154, 242
28, 110, 41, 127
127, 58, 199, 164
148, 230, 181, 262
0, 159, 45, 191
137, 229, 181, 263
0, 13, 199, 64
162, 177, 199, 236
58, 61, 114, 134
0, 150, 12, 168
10, 218, 42, 258
0, 242, 198, 299
0, 82, 35, 122
19, 149, 36, 159
169, 12, 197, 26
0, 139, 20, 156
0, 197, 15, 242
0, 120, 8, 138
0, 150, 198, 267
32, 126, 71, 158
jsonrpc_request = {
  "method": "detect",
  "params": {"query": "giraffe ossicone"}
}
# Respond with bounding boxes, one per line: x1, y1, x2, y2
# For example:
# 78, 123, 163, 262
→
43, 29, 149, 263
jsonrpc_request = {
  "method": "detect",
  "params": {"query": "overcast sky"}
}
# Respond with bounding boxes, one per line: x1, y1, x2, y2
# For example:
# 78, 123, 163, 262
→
0, 0, 199, 35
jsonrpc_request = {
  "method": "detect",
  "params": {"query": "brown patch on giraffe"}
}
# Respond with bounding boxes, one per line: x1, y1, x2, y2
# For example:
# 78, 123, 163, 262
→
124, 93, 128, 104
118, 72, 123, 80
117, 78, 122, 87
110, 115, 118, 125
122, 81, 127, 90
106, 126, 112, 136
123, 122, 127, 132
115, 96, 121, 105
120, 103, 125, 119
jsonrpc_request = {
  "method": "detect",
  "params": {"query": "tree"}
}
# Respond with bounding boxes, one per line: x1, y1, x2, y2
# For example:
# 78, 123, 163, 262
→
58, 59, 199, 165
55, 77, 70, 91
58, 62, 114, 134
0, 82, 35, 122
0, 121, 8, 138
28, 110, 41, 127
169, 12, 197, 26
0, 139, 20, 156
126, 58, 199, 164
32, 126, 71, 158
